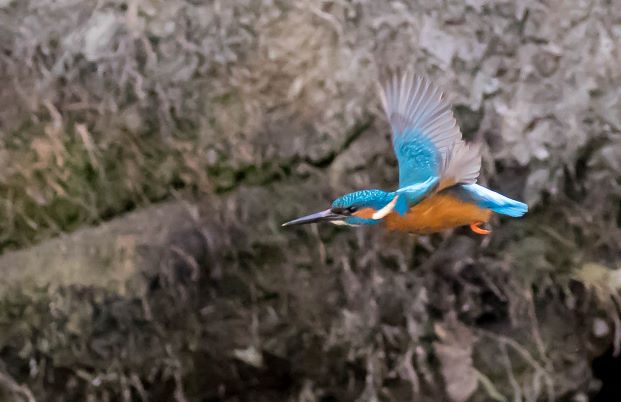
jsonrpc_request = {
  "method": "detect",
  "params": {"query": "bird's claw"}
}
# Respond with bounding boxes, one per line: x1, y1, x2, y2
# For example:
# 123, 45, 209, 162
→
470, 221, 491, 235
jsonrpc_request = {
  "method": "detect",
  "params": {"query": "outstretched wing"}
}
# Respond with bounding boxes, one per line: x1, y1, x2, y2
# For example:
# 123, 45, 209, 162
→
440, 140, 481, 189
377, 68, 480, 201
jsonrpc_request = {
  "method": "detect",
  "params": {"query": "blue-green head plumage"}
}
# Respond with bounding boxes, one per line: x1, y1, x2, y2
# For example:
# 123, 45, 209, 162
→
331, 189, 395, 210
282, 189, 408, 227
330, 190, 392, 225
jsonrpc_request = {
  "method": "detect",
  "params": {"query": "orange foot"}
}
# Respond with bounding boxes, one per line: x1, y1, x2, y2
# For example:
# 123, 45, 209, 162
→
470, 221, 491, 235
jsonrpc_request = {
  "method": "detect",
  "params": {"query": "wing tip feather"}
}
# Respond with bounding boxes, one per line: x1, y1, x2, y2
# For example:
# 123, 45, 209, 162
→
441, 141, 482, 187
376, 64, 467, 187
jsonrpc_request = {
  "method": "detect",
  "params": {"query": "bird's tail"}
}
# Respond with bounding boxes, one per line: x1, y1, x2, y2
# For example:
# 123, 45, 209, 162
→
455, 184, 528, 217
490, 198, 529, 217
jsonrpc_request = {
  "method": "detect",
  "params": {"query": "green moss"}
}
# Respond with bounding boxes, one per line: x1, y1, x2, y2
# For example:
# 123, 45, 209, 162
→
0, 125, 200, 251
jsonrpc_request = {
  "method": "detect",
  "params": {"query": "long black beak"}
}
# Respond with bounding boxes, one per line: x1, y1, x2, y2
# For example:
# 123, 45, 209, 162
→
282, 209, 344, 227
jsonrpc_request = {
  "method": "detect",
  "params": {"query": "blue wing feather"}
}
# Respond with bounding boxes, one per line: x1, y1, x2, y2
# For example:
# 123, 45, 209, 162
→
393, 129, 439, 187
378, 69, 464, 193
395, 176, 439, 207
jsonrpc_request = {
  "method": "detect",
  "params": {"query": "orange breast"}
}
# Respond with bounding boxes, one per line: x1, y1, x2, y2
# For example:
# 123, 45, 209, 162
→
383, 193, 492, 234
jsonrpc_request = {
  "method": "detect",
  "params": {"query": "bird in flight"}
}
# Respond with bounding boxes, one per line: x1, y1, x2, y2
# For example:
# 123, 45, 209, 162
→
283, 68, 527, 234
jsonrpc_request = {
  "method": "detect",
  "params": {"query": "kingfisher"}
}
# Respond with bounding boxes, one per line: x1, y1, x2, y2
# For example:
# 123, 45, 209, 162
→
282, 68, 527, 234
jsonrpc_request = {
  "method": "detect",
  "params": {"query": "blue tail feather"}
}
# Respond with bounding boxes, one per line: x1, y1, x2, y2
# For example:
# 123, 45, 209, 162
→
450, 184, 528, 217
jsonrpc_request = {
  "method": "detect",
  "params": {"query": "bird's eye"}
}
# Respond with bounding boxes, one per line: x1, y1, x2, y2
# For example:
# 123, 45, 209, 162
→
347, 206, 358, 213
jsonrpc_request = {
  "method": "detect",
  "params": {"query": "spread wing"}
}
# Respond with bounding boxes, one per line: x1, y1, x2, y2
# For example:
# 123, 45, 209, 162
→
377, 68, 481, 203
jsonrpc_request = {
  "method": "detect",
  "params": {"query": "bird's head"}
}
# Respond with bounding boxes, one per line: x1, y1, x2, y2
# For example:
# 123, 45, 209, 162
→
282, 189, 402, 227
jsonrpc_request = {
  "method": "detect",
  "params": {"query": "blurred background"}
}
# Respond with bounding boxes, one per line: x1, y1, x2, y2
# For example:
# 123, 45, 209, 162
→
1, 0, 621, 401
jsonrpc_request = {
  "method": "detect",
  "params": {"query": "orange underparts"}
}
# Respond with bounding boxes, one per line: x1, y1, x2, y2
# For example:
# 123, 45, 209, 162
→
383, 193, 492, 234
470, 221, 491, 235
353, 208, 376, 219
